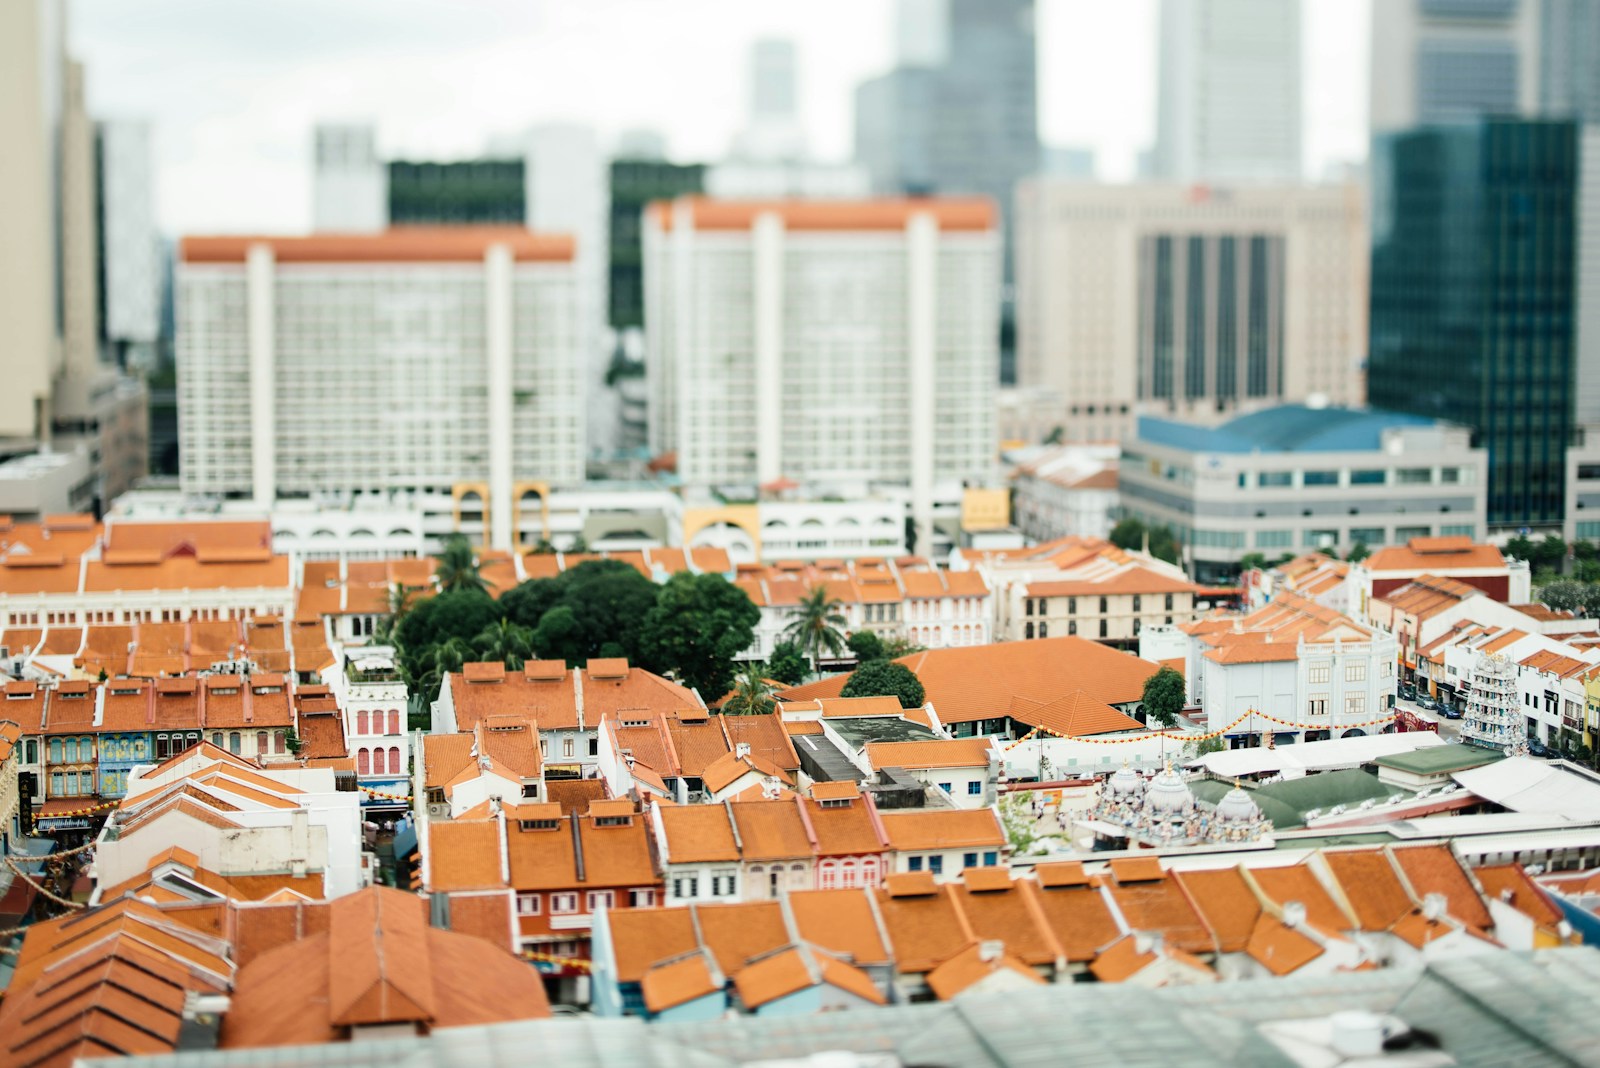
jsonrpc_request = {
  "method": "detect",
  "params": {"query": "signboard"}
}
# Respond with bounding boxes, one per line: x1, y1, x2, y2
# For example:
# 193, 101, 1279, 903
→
17, 773, 35, 835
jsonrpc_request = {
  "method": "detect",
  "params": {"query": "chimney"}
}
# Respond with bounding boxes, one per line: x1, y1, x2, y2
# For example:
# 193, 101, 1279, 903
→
1282, 901, 1307, 928
176, 992, 230, 1051
1422, 892, 1447, 922
736, 742, 751, 760
288, 808, 309, 871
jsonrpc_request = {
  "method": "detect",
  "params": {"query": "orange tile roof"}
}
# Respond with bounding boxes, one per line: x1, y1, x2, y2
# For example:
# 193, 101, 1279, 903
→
1364, 538, 1506, 573
1028, 880, 1121, 962
1320, 849, 1416, 932
423, 820, 507, 892
183, 228, 575, 264
733, 946, 884, 1009
1172, 867, 1260, 954
949, 874, 1062, 968
658, 805, 741, 864
1474, 864, 1565, 929
1245, 914, 1325, 976
650, 196, 995, 233
779, 637, 1158, 724
879, 808, 1005, 851
1025, 566, 1201, 598
804, 794, 887, 858
729, 800, 814, 861
925, 941, 1045, 999
785, 889, 892, 967
1104, 868, 1213, 955
1389, 844, 1493, 930
865, 738, 995, 771
874, 881, 974, 973
642, 953, 723, 1014
219, 886, 549, 1049
1247, 864, 1352, 935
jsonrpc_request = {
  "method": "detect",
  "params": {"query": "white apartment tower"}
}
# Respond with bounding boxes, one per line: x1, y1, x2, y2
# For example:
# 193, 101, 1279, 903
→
644, 198, 999, 549
177, 230, 584, 550
1154, 0, 1302, 182
1015, 181, 1368, 443
312, 123, 387, 233
1371, 0, 1542, 133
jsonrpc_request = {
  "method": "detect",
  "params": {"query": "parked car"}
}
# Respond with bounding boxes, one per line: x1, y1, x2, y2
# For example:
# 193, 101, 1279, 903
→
1416, 695, 1439, 711
1440, 705, 1464, 720
1527, 739, 1555, 758
1399, 685, 1418, 701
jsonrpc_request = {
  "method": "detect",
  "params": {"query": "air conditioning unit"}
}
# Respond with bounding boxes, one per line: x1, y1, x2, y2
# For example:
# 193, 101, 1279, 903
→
427, 803, 450, 820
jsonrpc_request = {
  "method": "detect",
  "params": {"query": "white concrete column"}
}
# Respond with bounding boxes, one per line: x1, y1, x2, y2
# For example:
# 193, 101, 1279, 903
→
907, 211, 938, 556
753, 211, 785, 486
486, 243, 515, 552
246, 244, 276, 506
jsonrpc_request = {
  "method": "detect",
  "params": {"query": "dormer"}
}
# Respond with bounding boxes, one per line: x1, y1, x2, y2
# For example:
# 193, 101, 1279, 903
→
588, 798, 635, 827
812, 780, 860, 809
463, 662, 507, 684
515, 802, 563, 831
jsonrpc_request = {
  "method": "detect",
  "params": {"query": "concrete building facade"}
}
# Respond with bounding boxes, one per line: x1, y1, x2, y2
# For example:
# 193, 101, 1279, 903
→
1015, 182, 1367, 444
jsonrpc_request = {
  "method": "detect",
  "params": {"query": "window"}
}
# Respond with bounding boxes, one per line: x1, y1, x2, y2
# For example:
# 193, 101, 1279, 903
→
938, 782, 953, 793
1068, 597, 1077, 614
358, 748, 371, 775
1025, 622, 1034, 639
1345, 695, 1366, 717
1396, 468, 1433, 485
1350, 469, 1386, 485
1038, 622, 1048, 638
372, 748, 386, 775
50, 772, 62, 795
63, 738, 77, 762
1164, 594, 1174, 611
357, 710, 369, 734
1025, 599, 1034, 617
963, 852, 978, 868
712, 870, 737, 896
1345, 662, 1366, 682
1068, 621, 1078, 635
908, 856, 924, 872
563, 738, 574, 758
1258, 471, 1293, 488
1302, 470, 1339, 486
586, 891, 616, 912
550, 893, 578, 914
1255, 529, 1293, 549
630, 889, 656, 908
48, 739, 61, 763
389, 746, 401, 773
1099, 620, 1108, 638
517, 893, 541, 915
211, 732, 223, 748
274, 731, 286, 754
24, 739, 36, 764
1098, 597, 1108, 613
983, 851, 999, 866
928, 855, 944, 875
673, 876, 699, 898
967, 781, 982, 795
389, 710, 401, 734
1132, 595, 1142, 612
256, 731, 268, 753
1308, 697, 1328, 717
1307, 664, 1331, 684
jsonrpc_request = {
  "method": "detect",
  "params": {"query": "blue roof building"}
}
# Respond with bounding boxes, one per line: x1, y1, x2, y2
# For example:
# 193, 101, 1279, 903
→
1121, 405, 1488, 583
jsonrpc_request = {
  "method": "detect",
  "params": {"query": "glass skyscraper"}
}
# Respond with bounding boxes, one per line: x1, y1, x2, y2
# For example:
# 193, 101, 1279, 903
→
1369, 119, 1579, 529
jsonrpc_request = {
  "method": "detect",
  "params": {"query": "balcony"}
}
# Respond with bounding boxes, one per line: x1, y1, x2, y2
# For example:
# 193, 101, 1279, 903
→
548, 913, 593, 931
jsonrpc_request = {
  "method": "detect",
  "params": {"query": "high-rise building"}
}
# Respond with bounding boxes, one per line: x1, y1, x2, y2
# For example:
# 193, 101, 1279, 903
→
1541, 0, 1600, 120
0, 1, 148, 509
312, 124, 386, 232
96, 119, 163, 370
607, 159, 705, 333
1370, 0, 1542, 133
732, 39, 806, 163
643, 197, 999, 549
1369, 119, 1595, 530
1153, 0, 1302, 182
1015, 182, 1368, 444
387, 158, 525, 226
854, 0, 1038, 377
177, 231, 584, 550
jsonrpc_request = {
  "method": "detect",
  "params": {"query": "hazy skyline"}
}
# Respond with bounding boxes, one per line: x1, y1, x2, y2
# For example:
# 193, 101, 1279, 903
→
72, 0, 1368, 234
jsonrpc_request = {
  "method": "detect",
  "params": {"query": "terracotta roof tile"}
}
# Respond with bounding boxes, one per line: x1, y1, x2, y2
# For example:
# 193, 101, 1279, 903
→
642, 953, 723, 1014
879, 808, 1005, 851
1389, 844, 1493, 930
1173, 867, 1260, 954
925, 941, 1045, 1000
1245, 914, 1325, 976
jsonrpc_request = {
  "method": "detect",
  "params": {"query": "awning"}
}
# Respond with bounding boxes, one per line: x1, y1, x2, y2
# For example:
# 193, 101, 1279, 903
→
0, 876, 36, 925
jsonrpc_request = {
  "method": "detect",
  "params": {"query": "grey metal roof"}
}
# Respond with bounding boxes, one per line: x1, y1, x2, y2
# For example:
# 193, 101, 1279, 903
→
87, 947, 1600, 1068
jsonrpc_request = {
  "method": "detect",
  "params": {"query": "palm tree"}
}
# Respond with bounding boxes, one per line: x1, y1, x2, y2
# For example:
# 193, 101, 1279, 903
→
783, 587, 848, 674
474, 618, 535, 670
375, 582, 418, 642
723, 663, 778, 716
435, 534, 489, 595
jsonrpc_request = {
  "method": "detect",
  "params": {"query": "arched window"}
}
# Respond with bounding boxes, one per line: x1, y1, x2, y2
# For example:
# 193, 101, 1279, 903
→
389, 746, 401, 773
358, 748, 371, 775
256, 731, 268, 753
841, 858, 857, 887
274, 731, 286, 754
861, 856, 880, 886
357, 710, 369, 735
228, 732, 241, 754
819, 859, 837, 890
63, 738, 78, 762
48, 738, 61, 763
1025, 622, 1034, 639
389, 710, 401, 734
372, 748, 386, 775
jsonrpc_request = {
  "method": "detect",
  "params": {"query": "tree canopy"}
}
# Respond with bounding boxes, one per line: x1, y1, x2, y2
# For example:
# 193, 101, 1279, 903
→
784, 587, 849, 668
636, 572, 760, 701
1109, 517, 1180, 565
391, 589, 502, 700
766, 640, 809, 686
723, 664, 779, 716
434, 534, 490, 595
1141, 665, 1187, 728
500, 559, 660, 666
840, 660, 926, 709
846, 630, 884, 663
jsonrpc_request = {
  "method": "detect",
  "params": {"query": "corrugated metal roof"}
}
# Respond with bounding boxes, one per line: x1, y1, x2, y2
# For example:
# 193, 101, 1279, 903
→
1137, 405, 1442, 455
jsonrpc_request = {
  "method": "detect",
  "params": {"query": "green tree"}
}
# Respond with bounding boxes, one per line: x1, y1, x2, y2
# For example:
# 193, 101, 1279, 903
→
500, 560, 661, 665
473, 618, 535, 670
723, 664, 778, 715
840, 660, 926, 709
391, 589, 501, 700
1575, 540, 1600, 563
1147, 525, 1181, 566
1043, 425, 1064, 445
1533, 535, 1568, 574
1539, 580, 1589, 615
1109, 517, 1146, 551
847, 630, 885, 663
880, 634, 925, 660
1237, 552, 1268, 572
1504, 535, 1536, 564
1346, 541, 1371, 563
435, 534, 490, 595
783, 587, 849, 670
1141, 665, 1186, 728
375, 581, 421, 642
636, 573, 760, 701
766, 640, 809, 686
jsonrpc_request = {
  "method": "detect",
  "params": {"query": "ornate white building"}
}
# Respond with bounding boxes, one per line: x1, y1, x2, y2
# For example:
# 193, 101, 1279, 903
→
1463, 652, 1520, 750
1089, 763, 1270, 848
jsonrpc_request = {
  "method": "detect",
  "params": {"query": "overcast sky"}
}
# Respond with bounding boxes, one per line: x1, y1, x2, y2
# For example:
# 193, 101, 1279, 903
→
71, 0, 1369, 235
